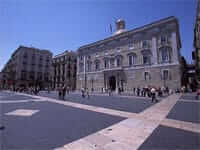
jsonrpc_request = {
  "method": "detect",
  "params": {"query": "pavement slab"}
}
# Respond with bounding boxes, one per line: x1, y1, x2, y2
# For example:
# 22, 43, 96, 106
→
3, 91, 197, 150
2, 100, 126, 149
180, 93, 200, 101
161, 118, 200, 134
167, 101, 200, 123
138, 125, 200, 150
38, 92, 156, 113
0, 93, 38, 101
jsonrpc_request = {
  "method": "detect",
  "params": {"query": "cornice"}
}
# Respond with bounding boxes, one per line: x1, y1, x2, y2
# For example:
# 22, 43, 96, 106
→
78, 16, 178, 53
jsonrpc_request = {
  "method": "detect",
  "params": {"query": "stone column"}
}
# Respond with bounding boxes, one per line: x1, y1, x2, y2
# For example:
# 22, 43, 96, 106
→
115, 58, 117, 67
152, 37, 158, 64
109, 59, 111, 69
116, 74, 119, 94
171, 32, 179, 64
83, 55, 86, 88
77, 57, 79, 74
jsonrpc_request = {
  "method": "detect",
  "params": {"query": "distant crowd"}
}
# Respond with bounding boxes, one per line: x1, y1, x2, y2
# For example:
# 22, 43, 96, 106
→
1, 84, 200, 101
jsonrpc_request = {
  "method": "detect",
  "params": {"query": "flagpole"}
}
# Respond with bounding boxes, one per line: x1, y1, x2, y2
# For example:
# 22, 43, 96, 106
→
110, 24, 112, 34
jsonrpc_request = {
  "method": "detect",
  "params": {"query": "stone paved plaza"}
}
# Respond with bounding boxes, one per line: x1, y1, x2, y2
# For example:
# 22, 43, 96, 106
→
0, 91, 199, 150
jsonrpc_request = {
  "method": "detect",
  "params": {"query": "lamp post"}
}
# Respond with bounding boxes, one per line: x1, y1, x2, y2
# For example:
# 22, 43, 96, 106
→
79, 77, 83, 89
91, 77, 94, 92
0, 96, 5, 131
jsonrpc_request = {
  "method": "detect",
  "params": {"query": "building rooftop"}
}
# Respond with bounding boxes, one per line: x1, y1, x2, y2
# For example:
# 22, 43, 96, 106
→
78, 16, 181, 51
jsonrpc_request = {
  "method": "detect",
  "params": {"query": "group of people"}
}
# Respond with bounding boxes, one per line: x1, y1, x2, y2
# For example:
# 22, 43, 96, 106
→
57, 85, 70, 100
132, 86, 173, 103
81, 88, 90, 99
11, 86, 41, 95
133, 86, 171, 97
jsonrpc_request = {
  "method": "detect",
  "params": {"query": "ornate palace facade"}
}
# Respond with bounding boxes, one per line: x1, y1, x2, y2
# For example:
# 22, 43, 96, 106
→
77, 16, 182, 93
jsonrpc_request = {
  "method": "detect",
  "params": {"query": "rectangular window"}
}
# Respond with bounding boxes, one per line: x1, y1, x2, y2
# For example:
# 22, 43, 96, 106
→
117, 58, 120, 67
95, 62, 100, 70
142, 41, 148, 48
104, 60, 108, 69
87, 62, 91, 72
129, 55, 132, 66
161, 36, 168, 44
110, 59, 115, 67
162, 50, 169, 62
80, 56, 83, 61
144, 72, 150, 80
143, 56, 150, 64
79, 63, 84, 72
37, 72, 43, 80
21, 71, 27, 80
163, 70, 169, 80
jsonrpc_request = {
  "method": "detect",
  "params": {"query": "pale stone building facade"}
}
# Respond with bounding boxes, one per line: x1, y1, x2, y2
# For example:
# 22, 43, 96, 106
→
77, 16, 182, 93
193, 0, 200, 83
1, 46, 53, 89
52, 51, 77, 90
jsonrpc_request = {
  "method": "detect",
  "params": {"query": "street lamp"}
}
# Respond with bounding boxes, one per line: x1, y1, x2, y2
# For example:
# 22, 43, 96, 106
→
91, 77, 94, 92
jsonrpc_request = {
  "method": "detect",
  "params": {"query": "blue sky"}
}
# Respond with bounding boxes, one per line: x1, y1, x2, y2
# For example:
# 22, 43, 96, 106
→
0, 0, 197, 71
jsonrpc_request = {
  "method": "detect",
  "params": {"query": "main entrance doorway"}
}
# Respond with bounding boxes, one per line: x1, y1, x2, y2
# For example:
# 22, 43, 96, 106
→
109, 76, 116, 91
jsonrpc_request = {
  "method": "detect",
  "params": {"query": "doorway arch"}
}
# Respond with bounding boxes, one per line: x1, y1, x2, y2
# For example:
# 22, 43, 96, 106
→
109, 76, 116, 91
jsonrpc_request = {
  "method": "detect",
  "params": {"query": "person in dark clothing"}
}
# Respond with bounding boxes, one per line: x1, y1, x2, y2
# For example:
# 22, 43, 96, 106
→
58, 86, 62, 100
81, 88, 85, 98
137, 87, 140, 96
196, 88, 200, 100
133, 88, 136, 95
62, 85, 66, 100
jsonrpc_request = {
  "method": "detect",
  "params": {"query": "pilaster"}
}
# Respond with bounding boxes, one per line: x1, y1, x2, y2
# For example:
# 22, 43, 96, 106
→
152, 37, 158, 64
171, 32, 179, 63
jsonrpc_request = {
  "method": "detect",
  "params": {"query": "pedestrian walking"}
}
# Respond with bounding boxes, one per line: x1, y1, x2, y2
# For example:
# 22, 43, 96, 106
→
151, 87, 157, 103
133, 87, 136, 95
47, 86, 50, 93
195, 88, 200, 100
86, 88, 90, 99
137, 87, 140, 96
66, 86, 70, 95
108, 88, 112, 96
62, 85, 67, 100
81, 87, 85, 98
58, 86, 62, 100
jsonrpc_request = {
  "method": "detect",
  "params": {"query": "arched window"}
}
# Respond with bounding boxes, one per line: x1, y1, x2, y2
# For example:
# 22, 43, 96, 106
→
159, 47, 172, 63
95, 60, 100, 71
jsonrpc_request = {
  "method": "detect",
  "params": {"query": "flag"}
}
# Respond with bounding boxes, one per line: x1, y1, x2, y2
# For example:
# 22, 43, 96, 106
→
110, 24, 112, 33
